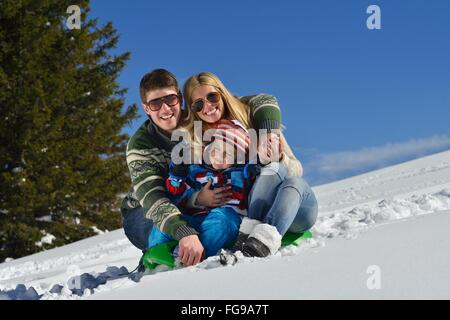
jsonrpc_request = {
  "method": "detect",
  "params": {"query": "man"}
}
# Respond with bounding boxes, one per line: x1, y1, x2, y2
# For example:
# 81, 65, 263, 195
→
121, 69, 282, 266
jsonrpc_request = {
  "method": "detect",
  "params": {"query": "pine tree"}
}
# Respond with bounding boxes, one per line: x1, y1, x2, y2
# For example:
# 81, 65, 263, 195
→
0, 0, 138, 261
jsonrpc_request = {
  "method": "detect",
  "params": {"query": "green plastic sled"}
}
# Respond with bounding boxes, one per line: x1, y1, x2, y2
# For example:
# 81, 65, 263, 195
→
142, 230, 312, 270
281, 230, 313, 247
142, 240, 178, 270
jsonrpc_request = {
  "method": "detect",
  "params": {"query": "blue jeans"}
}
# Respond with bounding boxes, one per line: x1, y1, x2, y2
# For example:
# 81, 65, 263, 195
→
248, 162, 318, 235
148, 207, 241, 258
122, 206, 154, 252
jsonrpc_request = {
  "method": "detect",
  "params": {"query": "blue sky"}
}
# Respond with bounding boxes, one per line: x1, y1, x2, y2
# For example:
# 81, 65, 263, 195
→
90, 0, 450, 185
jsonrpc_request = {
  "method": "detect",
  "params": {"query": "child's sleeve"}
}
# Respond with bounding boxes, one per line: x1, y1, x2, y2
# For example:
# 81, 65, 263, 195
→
166, 163, 205, 210
243, 163, 261, 186
166, 162, 190, 204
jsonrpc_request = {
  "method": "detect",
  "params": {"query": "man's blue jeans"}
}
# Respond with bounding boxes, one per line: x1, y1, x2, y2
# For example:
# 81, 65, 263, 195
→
122, 206, 154, 252
148, 207, 241, 258
248, 162, 318, 236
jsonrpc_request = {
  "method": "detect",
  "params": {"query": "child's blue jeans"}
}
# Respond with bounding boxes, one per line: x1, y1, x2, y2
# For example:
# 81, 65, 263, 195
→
148, 206, 241, 258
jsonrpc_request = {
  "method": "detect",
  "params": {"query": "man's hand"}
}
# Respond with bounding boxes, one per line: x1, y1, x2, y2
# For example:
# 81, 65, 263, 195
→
258, 132, 284, 164
178, 234, 204, 266
196, 179, 232, 207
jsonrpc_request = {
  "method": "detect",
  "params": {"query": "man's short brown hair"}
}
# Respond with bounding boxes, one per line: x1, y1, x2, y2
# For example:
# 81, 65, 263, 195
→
139, 69, 180, 103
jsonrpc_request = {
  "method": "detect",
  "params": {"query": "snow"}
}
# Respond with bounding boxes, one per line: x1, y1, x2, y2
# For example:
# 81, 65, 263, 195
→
91, 226, 107, 235
12, 167, 23, 173
35, 215, 52, 222
0, 150, 449, 299
35, 233, 56, 247
93, 211, 450, 300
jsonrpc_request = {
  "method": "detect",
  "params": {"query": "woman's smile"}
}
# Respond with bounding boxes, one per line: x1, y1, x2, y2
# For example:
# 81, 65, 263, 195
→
204, 106, 219, 116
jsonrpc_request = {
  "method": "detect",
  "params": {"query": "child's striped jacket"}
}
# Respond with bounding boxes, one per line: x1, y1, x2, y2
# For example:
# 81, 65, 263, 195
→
166, 163, 259, 216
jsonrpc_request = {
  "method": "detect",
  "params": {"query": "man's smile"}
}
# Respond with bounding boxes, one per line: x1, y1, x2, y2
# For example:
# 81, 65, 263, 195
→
160, 112, 174, 120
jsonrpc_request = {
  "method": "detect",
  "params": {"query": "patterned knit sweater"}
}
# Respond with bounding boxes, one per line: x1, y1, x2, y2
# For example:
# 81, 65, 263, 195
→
120, 94, 289, 240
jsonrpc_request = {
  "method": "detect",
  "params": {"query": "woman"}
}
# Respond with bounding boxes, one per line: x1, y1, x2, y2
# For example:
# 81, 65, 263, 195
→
181, 72, 318, 257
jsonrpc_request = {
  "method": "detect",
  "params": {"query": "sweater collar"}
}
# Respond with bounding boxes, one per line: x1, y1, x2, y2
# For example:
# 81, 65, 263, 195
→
146, 119, 177, 152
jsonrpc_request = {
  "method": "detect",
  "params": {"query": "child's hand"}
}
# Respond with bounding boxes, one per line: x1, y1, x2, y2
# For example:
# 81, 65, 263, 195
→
196, 179, 233, 207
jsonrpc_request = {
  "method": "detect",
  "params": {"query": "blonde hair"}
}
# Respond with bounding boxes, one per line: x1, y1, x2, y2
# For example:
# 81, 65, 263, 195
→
180, 72, 251, 162
280, 133, 303, 177
180, 72, 303, 177
182, 72, 251, 130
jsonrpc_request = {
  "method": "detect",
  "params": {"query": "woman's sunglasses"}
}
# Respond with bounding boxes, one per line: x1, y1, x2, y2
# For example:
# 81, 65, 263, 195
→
190, 92, 221, 113
145, 94, 180, 111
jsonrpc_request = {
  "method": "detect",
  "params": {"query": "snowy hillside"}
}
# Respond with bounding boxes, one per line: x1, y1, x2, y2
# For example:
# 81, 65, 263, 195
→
1, 150, 450, 300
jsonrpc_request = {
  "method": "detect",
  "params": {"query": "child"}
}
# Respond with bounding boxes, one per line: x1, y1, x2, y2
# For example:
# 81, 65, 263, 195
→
147, 119, 260, 259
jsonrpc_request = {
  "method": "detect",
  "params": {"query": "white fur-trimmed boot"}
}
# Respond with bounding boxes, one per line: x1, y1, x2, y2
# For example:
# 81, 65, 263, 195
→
242, 223, 282, 258
232, 217, 262, 252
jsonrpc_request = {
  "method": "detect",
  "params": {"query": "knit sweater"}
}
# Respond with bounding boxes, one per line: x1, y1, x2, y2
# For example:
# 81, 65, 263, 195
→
120, 94, 289, 240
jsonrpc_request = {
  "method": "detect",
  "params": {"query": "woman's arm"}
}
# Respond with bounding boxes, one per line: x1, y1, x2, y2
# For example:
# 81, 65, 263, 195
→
239, 94, 281, 131
240, 94, 304, 177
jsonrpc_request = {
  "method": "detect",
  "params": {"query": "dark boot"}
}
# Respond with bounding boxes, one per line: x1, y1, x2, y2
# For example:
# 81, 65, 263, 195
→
241, 223, 282, 258
231, 217, 262, 252
241, 237, 271, 257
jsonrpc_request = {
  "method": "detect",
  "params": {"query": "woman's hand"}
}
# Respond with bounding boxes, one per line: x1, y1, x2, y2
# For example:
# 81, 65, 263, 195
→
258, 132, 284, 164
196, 179, 232, 207
178, 235, 204, 266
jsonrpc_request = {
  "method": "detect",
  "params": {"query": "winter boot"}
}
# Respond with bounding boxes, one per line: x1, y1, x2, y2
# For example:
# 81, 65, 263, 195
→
241, 223, 282, 258
231, 217, 262, 252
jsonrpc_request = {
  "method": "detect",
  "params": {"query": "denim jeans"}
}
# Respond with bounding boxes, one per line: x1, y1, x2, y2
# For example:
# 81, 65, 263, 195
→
148, 207, 241, 258
248, 162, 318, 236
122, 206, 154, 252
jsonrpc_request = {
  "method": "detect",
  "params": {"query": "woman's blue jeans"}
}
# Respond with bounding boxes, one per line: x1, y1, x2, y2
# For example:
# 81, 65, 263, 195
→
248, 162, 318, 236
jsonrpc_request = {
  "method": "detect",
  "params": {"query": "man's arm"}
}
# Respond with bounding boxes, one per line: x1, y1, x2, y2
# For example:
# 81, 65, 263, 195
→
126, 148, 198, 241
128, 153, 207, 265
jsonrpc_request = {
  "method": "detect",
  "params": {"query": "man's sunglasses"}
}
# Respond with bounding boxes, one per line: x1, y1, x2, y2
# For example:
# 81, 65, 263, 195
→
190, 92, 221, 113
145, 94, 181, 111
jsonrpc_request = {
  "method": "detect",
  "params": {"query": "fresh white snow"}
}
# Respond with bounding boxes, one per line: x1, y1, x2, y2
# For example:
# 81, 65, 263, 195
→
34, 233, 56, 248
1, 150, 449, 300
